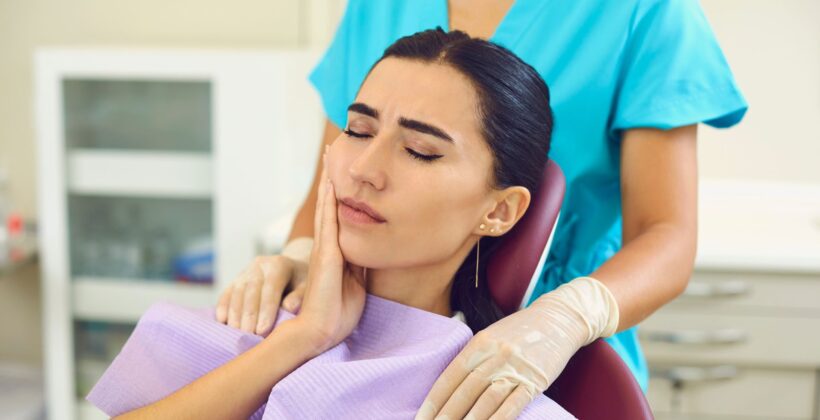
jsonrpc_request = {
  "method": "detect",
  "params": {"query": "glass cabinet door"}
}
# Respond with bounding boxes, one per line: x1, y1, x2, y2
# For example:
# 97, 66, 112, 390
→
63, 78, 215, 285
61, 78, 216, 415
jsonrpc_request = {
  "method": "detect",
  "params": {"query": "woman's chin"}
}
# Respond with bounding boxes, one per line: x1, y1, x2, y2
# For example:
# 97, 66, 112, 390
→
338, 229, 379, 268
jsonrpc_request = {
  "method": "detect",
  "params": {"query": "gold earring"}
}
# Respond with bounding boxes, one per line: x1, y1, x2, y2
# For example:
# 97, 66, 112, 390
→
475, 237, 481, 288
479, 223, 486, 230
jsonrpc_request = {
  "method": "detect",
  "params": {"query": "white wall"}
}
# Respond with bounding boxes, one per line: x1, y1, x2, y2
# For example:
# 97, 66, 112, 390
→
698, 0, 820, 184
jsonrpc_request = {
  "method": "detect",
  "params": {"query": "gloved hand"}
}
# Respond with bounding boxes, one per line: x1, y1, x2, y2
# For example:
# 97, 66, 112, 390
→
415, 276, 620, 420
215, 237, 314, 336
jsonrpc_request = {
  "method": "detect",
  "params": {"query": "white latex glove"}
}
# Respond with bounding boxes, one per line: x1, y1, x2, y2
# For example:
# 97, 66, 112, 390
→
215, 237, 313, 335
416, 276, 620, 420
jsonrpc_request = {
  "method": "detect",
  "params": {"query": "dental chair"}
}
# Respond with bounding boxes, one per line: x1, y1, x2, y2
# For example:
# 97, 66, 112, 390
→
486, 160, 654, 420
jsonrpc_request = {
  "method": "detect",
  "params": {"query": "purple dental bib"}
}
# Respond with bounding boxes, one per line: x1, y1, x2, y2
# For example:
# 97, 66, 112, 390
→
87, 293, 574, 419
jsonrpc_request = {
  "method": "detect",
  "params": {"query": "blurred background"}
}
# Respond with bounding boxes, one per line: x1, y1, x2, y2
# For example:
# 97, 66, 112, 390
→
0, 0, 818, 419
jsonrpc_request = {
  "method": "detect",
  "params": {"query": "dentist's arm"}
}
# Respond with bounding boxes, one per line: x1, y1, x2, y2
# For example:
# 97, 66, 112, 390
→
592, 124, 698, 330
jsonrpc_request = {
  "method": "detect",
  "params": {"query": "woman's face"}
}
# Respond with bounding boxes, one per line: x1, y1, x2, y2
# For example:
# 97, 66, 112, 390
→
327, 57, 513, 270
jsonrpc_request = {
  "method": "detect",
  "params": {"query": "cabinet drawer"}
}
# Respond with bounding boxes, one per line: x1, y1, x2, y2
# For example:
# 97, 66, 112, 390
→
640, 311, 820, 367
647, 366, 816, 419
671, 270, 820, 314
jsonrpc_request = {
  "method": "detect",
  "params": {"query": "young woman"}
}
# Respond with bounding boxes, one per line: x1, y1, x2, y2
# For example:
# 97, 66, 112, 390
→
219, 4, 748, 418
87, 29, 584, 419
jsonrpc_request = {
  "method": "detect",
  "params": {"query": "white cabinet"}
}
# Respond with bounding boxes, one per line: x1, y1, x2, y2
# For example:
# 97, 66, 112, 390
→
642, 181, 820, 419
36, 48, 324, 419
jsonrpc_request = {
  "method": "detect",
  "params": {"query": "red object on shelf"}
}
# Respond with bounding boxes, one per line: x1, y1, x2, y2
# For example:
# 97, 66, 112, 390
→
7, 213, 23, 236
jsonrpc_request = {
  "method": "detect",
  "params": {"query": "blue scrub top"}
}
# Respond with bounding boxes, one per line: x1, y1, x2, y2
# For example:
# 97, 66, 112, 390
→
307, 0, 748, 392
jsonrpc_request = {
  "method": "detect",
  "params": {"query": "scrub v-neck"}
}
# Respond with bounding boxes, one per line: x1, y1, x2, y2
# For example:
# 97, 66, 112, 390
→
437, 0, 543, 47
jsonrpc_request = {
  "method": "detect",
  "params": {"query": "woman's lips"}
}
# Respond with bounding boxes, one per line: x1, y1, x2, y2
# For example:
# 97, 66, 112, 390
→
339, 197, 387, 222
339, 201, 387, 225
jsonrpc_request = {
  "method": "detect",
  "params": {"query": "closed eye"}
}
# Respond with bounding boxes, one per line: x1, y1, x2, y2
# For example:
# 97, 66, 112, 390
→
343, 128, 443, 163
343, 128, 371, 139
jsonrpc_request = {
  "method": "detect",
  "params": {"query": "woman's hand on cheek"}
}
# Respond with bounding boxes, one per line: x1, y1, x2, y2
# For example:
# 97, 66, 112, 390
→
290, 147, 368, 355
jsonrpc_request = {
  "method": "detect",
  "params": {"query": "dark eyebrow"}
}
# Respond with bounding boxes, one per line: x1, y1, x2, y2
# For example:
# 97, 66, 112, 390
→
398, 117, 454, 143
347, 102, 379, 119
347, 102, 454, 144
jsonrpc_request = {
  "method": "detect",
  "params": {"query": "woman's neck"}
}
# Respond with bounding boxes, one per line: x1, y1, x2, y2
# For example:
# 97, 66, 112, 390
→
366, 267, 454, 317
363, 237, 478, 318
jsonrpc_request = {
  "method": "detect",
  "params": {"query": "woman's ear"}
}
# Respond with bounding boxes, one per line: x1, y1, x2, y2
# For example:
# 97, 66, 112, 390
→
478, 186, 531, 236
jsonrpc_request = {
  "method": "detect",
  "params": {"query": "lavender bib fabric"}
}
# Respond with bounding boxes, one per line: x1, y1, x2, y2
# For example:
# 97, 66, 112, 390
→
87, 294, 574, 419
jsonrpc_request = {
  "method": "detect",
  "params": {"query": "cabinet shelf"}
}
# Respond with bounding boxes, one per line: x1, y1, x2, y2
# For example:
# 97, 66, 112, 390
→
72, 277, 215, 323
67, 149, 212, 198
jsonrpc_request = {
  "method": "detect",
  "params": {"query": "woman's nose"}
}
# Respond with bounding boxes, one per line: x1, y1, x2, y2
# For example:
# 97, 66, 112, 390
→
347, 136, 388, 191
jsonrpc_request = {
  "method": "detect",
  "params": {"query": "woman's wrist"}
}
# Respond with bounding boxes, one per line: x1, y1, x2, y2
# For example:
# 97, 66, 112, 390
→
530, 276, 620, 345
269, 317, 335, 358
264, 318, 329, 360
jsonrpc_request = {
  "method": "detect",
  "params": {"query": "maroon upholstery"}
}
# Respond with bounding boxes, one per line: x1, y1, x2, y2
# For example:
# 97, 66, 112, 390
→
545, 339, 654, 420
485, 160, 654, 420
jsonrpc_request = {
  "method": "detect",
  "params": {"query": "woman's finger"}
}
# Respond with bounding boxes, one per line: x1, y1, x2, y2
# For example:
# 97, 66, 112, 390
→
310, 166, 327, 285
239, 266, 263, 333
313, 149, 339, 274
321, 181, 339, 258
215, 284, 233, 323
489, 386, 532, 420
313, 146, 330, 237
227, 282, 246, 329
464, 378, 517, 420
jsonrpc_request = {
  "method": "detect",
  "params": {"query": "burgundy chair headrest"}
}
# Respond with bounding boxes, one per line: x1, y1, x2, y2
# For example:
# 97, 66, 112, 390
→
487, 160, 565, 315
546, 339, 655, 420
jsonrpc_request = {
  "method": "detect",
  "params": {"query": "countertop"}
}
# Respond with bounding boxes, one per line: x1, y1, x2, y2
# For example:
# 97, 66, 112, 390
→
694, 179, 820, 273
